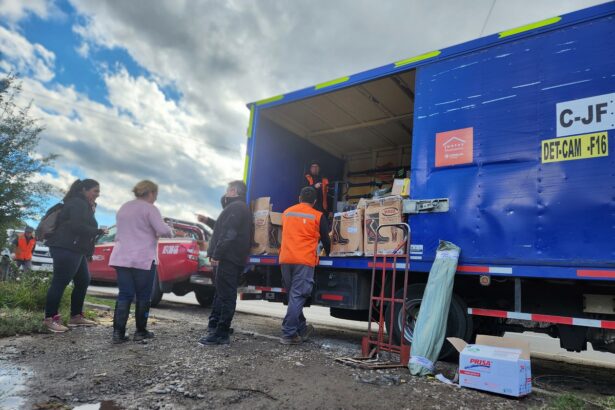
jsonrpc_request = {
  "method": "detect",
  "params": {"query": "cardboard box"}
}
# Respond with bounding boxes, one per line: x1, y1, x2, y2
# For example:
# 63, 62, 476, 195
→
391, 178, 410, 197
363, 196, 405, 256
448, 335, 532, 397
330, 208, 364, 257
251, 197, 282, 255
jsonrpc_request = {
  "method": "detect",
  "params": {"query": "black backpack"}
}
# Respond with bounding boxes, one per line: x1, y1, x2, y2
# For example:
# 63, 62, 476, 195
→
36, 203, 64, 241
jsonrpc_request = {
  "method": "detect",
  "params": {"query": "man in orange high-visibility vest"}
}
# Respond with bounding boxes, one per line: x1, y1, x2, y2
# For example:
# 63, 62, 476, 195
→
304, 160, 330, 214
278, 187, 331, 345
13, 226, 36, 272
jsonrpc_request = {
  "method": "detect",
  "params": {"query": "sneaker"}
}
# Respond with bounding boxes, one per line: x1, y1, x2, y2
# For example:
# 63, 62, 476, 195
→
279, 335, 302, 345
198, 332, 230, 346
44, 316, 68, 333
68, 313, 96, 327
299, 324, 315, 342
198, 334, 220, 346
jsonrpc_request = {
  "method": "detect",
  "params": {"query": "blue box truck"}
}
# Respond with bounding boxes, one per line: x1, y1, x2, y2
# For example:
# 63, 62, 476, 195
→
241, 2, 615, 357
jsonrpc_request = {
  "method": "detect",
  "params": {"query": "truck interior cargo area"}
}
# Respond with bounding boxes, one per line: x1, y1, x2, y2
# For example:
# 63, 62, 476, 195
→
250, 70, 415, 211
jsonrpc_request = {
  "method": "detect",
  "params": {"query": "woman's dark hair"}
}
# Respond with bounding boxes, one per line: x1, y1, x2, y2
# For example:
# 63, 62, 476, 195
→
64, 179, 99, 201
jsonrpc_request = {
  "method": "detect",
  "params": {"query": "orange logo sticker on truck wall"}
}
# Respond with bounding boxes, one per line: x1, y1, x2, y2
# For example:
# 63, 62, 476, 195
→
435, 127, 474, 167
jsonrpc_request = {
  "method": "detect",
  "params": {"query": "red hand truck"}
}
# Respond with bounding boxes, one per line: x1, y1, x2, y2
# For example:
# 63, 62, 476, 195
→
337, 223, 411, 369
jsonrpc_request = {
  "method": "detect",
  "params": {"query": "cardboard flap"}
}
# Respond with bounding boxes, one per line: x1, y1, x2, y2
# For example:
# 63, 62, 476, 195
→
476, 335, 531, 360
270, 212, 283, 226
253, 197, 271, 211
447, 337, 468, 353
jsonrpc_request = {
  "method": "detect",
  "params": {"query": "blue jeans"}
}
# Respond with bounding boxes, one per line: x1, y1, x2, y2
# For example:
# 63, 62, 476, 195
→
281, 264, 315, 338
115, 264, 156, 303
45, 247, 90, 318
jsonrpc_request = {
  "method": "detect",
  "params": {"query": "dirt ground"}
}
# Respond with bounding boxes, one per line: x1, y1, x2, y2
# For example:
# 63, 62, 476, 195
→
1, 300, 615, 410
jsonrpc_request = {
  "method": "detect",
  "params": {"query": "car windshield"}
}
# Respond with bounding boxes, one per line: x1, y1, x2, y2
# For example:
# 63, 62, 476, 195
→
173, 226, 201, 240
96, 226, 117, 244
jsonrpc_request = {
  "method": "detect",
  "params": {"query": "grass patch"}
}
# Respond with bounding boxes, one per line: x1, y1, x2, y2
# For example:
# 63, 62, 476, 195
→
0, 270, 98, 337
85, 294, 116, 309
549, 393, 587, 410
600, 396, 615, 409
0, 270, 56, 311
0, 308, 46, 336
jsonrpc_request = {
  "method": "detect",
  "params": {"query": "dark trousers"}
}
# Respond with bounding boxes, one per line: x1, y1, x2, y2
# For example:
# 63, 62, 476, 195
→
281, 264, 315, 338
45, 247, 90, 318
115, 264, 156, 303
208, 260, 242, 329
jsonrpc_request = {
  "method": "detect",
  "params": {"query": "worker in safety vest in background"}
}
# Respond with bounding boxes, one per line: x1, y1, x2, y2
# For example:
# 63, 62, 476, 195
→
13, 226, 36, 272
304, 160, 330, 214
278, 187, 331, 345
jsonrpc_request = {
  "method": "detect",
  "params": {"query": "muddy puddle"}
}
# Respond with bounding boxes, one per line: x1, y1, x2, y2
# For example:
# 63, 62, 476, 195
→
0, 362, 29, 410
73, 400, 122, 409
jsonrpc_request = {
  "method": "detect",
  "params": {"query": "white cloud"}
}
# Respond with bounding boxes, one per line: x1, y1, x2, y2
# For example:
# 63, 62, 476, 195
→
0, 0, 62, 25
0, 26, 55, 81
16, 71, 241, 222
75, 41, 89, 58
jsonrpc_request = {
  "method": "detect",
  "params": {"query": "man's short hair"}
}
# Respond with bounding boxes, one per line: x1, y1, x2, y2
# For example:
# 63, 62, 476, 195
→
300, 186, 317, 204
228, 180, 247, 196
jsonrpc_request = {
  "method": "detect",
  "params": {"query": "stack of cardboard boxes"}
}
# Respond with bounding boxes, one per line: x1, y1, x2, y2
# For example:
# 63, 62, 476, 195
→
251, 197, 283, 255
250, 179, 409, 256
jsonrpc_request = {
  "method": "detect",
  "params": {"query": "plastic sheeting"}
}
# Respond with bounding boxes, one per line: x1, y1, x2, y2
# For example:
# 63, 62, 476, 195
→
409, 240, 461, 376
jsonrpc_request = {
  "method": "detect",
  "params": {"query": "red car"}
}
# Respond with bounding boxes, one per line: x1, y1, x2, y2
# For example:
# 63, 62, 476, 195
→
88, 218, 216, 307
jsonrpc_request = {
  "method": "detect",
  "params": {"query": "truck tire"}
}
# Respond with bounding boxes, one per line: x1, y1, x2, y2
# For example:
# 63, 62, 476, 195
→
150, 272, 163, 307
385, 283, 473, 360
194, 286, 215, 308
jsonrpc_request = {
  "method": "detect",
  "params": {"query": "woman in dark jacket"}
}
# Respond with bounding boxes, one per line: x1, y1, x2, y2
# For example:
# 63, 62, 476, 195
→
43, 179, 107, 333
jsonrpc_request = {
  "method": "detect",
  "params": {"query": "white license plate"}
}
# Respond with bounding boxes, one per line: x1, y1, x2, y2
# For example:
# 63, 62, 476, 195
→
42, 264, 53, 270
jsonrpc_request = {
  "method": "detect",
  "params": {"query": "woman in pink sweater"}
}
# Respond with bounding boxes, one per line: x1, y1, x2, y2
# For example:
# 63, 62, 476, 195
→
109, 180, 173, 343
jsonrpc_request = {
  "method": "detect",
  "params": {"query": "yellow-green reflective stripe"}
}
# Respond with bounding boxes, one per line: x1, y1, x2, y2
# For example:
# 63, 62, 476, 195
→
246, 105, 255, 138
314, 76, 350, 90
256, 94, 284, 106
243, 155, 250, 183
394, 50, 441, 68
498, 16, 561, 38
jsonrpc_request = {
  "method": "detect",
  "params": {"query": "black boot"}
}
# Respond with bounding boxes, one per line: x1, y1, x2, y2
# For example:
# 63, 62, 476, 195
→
366, 213, 390, 244
332, 217, 349, 245
112, 300, 131, 344
133, 300, 154, 341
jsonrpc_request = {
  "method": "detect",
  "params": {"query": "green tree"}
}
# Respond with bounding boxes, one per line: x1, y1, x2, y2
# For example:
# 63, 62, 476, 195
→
0, 74, 55, 248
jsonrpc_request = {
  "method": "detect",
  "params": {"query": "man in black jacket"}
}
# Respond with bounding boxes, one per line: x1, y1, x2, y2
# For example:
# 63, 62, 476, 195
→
199, 180, 252, 346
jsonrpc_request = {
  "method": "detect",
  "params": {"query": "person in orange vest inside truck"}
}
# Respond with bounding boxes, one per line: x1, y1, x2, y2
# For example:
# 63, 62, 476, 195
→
278, 186, 330, 345
12, 226, 36, 272
304, 160, 330, 214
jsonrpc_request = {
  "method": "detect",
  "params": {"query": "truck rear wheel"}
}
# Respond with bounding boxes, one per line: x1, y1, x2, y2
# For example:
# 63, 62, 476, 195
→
385, 283, 472, 360
194, 286, 215, 308
150, 272, 163, 307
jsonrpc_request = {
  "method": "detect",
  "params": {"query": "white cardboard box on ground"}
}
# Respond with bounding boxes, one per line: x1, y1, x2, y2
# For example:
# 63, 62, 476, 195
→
447, 335, 532, 397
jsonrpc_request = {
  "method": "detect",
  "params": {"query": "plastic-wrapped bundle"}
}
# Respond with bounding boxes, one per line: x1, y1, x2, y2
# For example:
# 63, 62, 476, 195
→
409, 240, 461, 376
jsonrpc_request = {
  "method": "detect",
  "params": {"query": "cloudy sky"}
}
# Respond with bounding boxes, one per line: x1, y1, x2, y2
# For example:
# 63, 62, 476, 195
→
0, 0, 607, 226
